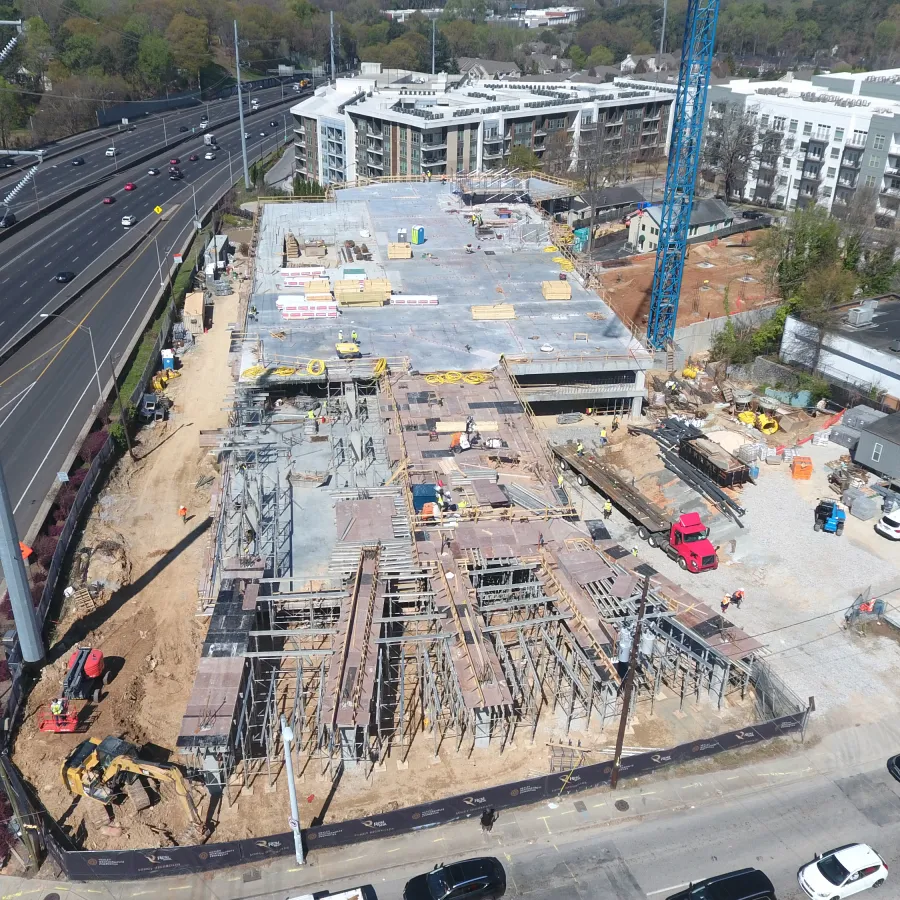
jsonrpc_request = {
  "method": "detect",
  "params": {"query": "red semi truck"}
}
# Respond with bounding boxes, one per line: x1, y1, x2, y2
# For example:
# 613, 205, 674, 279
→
553, 443, 718, 573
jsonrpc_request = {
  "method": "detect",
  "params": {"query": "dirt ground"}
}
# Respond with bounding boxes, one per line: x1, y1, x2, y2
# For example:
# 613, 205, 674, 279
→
601, 231, 775, 329
11, 289, 239, 852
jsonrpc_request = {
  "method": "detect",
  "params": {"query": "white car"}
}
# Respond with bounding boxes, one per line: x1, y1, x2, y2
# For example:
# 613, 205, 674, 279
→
875, 511, 900, 540
199, 121, 207, 129
204, 151, 216, 160
105, 147, 118, 157
121, 215, 137, 227
798, 844, 887, 900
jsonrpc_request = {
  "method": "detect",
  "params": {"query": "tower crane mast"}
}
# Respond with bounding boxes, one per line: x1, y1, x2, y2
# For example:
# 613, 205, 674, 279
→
646, 0, 721, 350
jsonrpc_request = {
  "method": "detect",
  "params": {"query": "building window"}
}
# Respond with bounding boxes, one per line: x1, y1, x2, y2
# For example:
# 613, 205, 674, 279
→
835, 127, 845, 141
866, 174, 877, 186
869, 157, 880, 167
760, 114, 770, 128
827, 167, 836, 177
785, 137, 795, 150
789, 119, 798, 133
822, 186, 832, 197
774, 116, 786, 130
852, 129, 867, 145
873, 442, 884, 463
831, 147, 840, 159
778, 175, 788, 185
874, 134, 886, 150
803, 122, 812, 135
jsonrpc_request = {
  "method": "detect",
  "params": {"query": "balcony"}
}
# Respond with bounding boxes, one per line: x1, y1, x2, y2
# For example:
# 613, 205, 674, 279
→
846, 137, 867, 149
534, 129, 547, 137
484, 135, 502, 145
483, 148, 504, 159
366, 157, 383, 169
367, 143, 383, 154
876, 204, 898, 217
421, 158, 446, 168
422, 141, 447, 151
879, 184, 900, 197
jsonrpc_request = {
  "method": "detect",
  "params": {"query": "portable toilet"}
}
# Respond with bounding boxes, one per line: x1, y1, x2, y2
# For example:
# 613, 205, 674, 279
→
411, 225, 425, 245
397, 228, 408, 242
161, 348, 175, 371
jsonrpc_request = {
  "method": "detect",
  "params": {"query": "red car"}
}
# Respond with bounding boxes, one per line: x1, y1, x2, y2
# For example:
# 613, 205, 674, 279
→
189, 154, 199, 162
102, 196, 115, 204
124, 182, 136, 191
169, 158, 179, 165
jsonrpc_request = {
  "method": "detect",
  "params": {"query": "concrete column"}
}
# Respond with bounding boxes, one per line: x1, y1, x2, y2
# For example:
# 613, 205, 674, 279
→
631, 368, 646, 418
473, 709, 491, 748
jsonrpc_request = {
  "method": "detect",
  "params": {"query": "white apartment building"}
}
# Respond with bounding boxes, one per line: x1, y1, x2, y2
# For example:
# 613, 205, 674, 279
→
707, 68, 900, 222
292, 67, 673, 184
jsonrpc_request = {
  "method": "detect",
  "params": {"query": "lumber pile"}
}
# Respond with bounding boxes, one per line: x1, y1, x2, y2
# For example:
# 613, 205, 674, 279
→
304, 278, 333, 302
542, 280, 571, 300
472, 303, 516, 320
334, 278, 391, 307
285, 232, 300, 259
388, 242, 413, 260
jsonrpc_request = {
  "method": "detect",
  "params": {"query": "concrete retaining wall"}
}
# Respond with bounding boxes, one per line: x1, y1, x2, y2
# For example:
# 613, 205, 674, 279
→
674, 305, 780, 357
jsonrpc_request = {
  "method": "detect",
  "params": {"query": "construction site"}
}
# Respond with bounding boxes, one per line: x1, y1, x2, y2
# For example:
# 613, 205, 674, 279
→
5, 174, 819, 857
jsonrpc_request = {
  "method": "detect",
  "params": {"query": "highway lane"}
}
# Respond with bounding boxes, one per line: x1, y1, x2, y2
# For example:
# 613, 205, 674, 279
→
0, 125, 291, 535
0, 98, 298, 354
0, 82, 298, 215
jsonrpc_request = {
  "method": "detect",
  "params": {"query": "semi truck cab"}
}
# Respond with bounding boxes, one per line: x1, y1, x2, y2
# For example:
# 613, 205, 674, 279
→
661, 512, 718, 572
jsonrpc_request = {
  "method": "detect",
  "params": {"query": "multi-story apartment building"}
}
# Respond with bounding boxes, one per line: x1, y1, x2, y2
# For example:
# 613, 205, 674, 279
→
292, 67, 673, 184
706, 68, 900, 222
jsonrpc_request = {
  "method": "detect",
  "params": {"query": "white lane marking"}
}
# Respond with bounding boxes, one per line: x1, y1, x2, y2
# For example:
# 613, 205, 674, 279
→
91, 240, 98, 247
72, 257, 79, 262
19, 281, 27, 287
0, 382, 35, 428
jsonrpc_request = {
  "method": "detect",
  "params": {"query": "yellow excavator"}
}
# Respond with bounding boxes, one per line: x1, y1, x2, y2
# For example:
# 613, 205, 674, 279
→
62, 736, 209, 843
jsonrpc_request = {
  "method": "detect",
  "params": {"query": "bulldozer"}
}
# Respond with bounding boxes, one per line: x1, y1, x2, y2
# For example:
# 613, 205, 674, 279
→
62, 736, 209, 843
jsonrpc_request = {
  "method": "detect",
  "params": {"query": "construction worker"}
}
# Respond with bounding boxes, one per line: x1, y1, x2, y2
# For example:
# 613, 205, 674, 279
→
576, 441, 584, 457
631, 546, 638, 558
599, 426, 608, 445
612, 415, 620, 432
178, 505, 188, 524
351, 330, 358, 343
721, 594, 731, 614
50, 698, 65, 727
603, 499, 612, 520
557, 473, 564, 489
338, 329, 344, 342
730, 589, 745, 608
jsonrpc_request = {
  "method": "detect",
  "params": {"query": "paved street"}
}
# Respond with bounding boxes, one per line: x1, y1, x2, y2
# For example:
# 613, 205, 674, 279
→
7, 716, 900, 899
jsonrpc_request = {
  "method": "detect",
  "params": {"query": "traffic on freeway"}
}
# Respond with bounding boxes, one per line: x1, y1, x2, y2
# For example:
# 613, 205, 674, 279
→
0, 81, 296, 220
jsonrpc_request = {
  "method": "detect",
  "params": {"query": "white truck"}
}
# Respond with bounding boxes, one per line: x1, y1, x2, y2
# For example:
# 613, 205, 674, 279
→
203, 133, 217, 146
250, 97, 259, 111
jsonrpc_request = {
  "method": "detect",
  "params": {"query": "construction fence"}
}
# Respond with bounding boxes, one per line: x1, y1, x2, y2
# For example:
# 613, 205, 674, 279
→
2, 678, 809, 880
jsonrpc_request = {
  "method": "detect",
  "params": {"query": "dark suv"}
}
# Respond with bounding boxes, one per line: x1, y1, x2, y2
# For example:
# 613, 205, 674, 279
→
404, 858, 506, 900
667, 869, 775, 900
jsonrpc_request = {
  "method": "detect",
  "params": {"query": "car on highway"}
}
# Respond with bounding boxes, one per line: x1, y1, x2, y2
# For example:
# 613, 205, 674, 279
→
667, 869, 775, 900
148, 167, 160, 176
102, 196, 116, 204
169, 170, 184, 180
179, 125, 188, 132
0, 211, 16, 227
189, 153, 199, 162
259, 131, 267, 137
798, 844, 887, 900
169, 157, 180, 165
270, 120, 277, 126
0, 157, 14, 168
124, 182, 136, 191
54, 271, 76, 283
105, 147, 118, 157
71, 156, 85, 166
244, 131, 251, 139
121, 215, 137, 227
404, 858, 506, 900
204, 151, 216, 160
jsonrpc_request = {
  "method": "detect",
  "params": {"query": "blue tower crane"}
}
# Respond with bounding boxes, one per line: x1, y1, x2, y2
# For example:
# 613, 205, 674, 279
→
646, 0, 721, 350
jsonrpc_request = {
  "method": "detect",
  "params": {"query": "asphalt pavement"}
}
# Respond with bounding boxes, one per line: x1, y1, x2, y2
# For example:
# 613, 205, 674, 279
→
0, 118, 293, 535
0, 82, 297, 212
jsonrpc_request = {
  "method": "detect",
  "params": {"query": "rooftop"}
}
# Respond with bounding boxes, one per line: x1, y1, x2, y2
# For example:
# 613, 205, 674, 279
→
861, 411, 900, 443
832, 294, 900, 354
640, 198, 735, 229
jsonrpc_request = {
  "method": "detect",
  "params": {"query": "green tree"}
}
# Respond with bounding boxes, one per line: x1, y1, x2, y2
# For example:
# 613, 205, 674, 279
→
586, 45, 614, 67
22, 17, 54, 82
0, 76, 22, 149
441, 0, 486, 24
508, 145, 540, 169
165, 14, 210, 78
137, 33, 174, 89
568, 44, 586, 68
61, 33, 98, 72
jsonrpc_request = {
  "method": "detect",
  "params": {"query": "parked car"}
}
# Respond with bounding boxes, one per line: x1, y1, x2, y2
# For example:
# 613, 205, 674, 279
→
667, 869, 775, 900
123, 182, 136, 191
148, 167, 159, 176
875, 511, 900, 540
102, 196, 115, 204
888, 754, 900, 781
121, 215, 137, 227
54, 271, 75, 283
741, 210, 766, 220
404, 858, 506, 900
798, 844, 888, 900
71, 156, 85, 166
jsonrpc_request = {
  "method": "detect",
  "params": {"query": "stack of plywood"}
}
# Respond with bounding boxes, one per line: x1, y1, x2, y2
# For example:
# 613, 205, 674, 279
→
304, 278, 333, 303
285, 232, 300, 259
471, 303, 516, 320
334, 278, 391, 307
388, 242, 413, 260
542, 280, 571, 301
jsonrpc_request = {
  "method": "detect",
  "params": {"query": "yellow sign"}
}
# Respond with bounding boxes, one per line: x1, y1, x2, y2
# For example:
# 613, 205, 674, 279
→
153, 205, 163, 215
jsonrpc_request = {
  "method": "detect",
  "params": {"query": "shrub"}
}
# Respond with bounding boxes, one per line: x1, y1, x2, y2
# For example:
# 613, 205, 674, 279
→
80, 430, 109, 464
69, 468, 88, 489
109, 422, 129, 452
32, 535, 59, 569
0, 659, 10, 682
54, 484, 77, 520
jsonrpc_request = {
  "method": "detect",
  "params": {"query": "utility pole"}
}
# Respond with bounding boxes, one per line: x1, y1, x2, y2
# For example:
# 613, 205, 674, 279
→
329, 11, 335, 84
659, 0, 668, 55
431, 19, 436, 75
610, 574, 649, 790
234, 20, 252, 190
281, 715, 305, 866
0, 460, 44, 664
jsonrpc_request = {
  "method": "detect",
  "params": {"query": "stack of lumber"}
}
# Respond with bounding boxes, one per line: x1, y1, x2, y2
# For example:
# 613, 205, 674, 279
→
542, 280, 571, 300
334, 278, 391, 307
388, 242, 413, 259
285, 232, 300, 258
304, 278, 333, 302
471, 303, 516, 320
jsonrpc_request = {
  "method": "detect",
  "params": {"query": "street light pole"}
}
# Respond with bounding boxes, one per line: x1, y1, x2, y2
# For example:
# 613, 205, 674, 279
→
234, 20, 252, 190
39, 314, 102, 406
610, 574, 649, 790
163, 117, 168, 146
280, 715, 305, 866
154, 238, 165, 287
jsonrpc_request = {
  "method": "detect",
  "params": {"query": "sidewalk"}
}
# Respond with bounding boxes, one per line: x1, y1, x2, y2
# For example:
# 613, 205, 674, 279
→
6, 712, 900, 899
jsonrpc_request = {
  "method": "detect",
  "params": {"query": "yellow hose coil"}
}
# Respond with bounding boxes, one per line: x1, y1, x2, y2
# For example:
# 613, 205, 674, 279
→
242, 365, 266, 379
274, 366, 296, 377
463, 372, 491, 384
307, 359, 325, 376
425, 373, 445, 385
444, 371, 463, 383
374, 358, 387, 376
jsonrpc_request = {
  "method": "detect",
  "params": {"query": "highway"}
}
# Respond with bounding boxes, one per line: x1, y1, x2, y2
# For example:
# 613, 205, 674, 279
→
0, 95, 300, 534
0, 81, 298, 216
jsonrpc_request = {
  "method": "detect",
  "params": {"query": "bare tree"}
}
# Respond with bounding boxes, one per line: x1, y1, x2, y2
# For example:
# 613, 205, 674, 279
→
702, 101, 759, 201
576, 124, 629, 255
